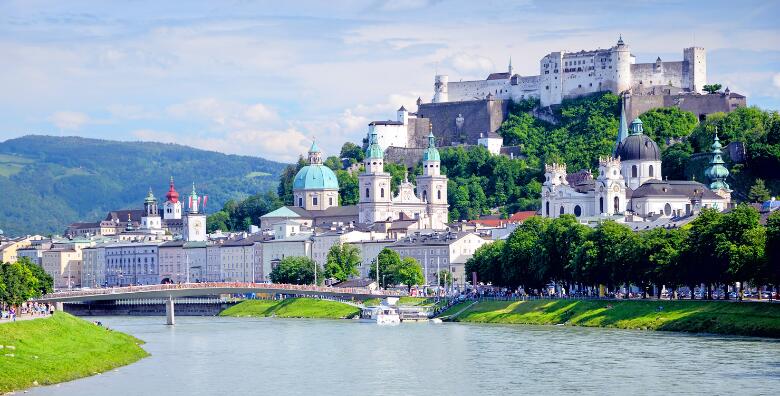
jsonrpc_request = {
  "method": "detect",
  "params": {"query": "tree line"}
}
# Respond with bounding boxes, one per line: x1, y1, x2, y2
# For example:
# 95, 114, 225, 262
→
269, 246, 425, 291
466, 206, 780, 299
0, 258, 53, 307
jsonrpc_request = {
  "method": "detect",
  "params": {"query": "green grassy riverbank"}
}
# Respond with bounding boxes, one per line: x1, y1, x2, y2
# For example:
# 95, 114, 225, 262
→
0, 312, 148, 393
219, 298, 361, 319
439, 299, 780, 338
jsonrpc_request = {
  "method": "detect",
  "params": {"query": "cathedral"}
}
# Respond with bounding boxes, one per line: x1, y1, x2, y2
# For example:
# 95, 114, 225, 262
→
542, 105, 731, 221
261, 130, 449, 231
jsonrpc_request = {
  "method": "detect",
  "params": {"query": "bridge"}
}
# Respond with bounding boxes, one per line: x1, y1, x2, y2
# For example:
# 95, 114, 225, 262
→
37, 282, 401, 325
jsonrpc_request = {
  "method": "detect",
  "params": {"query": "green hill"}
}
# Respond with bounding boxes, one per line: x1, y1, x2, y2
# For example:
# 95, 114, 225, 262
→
0, 135, 285, 236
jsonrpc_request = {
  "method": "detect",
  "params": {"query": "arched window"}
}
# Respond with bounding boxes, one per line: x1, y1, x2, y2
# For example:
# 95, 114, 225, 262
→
649, 165, 654, 177
559, 206, 565, 215
380, 188, 385, 198
546, 201, 550, 216
365, 188, 370, 198
423, 190, 427, 201
632, 165, 637, 178
599, 197, 604, 213
664, 203, 672, 216
574, 205, 582, 217
614, 196, 620, 213
437, 190, 441, 200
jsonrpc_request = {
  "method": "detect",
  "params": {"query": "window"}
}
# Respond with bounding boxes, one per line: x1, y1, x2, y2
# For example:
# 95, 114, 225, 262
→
380, 188, 385, 198
614, 196, 620, 213
574, 205, 582, 217
599, 197, 604, 213
649, 165, 654, 177
546, 201, 550, 216
365, 188, 370, 198
298, 197, 303, 207
423, 190, 427, 201
329, 197, 333, 206
559, 206, 564, 215
632, 165, 637, 178
437, 190, 441, 200
313, 197, 318, 206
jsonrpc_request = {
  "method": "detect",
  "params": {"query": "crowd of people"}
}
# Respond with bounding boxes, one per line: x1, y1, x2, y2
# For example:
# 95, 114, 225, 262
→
1, 301, 55, 322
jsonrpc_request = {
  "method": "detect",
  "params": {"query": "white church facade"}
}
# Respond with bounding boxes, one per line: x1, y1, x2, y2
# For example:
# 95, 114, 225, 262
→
542, 105, 731, 221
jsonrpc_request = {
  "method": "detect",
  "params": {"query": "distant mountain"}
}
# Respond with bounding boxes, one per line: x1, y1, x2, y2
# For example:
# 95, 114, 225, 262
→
0, 135, 285, 236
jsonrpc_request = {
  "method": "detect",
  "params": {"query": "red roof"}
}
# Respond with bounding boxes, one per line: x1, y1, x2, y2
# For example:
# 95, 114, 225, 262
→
468, 211, 536, 227
166, 177, 179, 203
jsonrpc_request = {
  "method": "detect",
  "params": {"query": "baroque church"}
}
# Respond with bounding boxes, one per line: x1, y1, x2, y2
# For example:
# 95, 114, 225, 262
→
542, 104, 731, 221
260, 130, 449, 231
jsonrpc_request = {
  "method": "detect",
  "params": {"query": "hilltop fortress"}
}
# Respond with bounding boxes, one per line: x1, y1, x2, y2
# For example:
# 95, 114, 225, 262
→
435, 36, 706, 107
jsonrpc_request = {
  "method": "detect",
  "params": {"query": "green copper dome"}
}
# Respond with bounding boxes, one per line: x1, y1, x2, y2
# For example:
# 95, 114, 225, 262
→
423, 131, 440, 161
293, 164, 339, 190
629, 118, 644, 135
705, 133, 730, 190
144, 188, 156, 204
365, 130, 384, 159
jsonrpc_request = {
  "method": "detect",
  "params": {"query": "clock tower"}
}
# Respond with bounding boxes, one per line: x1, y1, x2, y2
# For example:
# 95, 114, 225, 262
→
183, 183, 207, 242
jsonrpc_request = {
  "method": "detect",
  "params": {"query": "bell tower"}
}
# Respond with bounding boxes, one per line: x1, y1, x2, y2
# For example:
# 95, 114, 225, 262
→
183, 183, 207, 242
595, 157, 626, 215
141, 187, 162, 231
416, 130, 448, 229
358, 130, 392, 224
163, 176, 182, 220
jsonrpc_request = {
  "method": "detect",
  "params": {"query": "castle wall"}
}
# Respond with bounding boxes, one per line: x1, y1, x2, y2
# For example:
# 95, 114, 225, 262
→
447, 79, 511, 102
384, 147, 426, 168
630, 61, 685, 90
417, 99, 508, 147
628, 92, 746, 121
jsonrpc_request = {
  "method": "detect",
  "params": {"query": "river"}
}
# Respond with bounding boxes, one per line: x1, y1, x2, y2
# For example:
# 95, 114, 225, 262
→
29, 316, 780, 395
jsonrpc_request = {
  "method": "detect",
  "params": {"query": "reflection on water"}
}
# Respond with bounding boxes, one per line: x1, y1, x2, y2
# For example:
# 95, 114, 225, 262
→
29, 316, 780, 395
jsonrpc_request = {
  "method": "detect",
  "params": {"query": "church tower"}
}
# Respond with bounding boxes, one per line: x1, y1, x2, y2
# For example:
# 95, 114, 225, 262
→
705, 132, 732, 205
595, 157, 626, 215
358, 130, 392, 224
542, 163, 568, 218
163, 176, 182, 220
416, 130, 448, 229
183, 183, 207, 242
141, 188, 162, 232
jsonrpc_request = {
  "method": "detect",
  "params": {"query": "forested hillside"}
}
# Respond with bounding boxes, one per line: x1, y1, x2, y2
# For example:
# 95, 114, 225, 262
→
207, 93, 780, 231
0, 135, 283, 236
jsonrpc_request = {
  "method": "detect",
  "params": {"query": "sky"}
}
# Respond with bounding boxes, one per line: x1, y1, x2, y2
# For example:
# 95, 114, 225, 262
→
1, 0, 778, 162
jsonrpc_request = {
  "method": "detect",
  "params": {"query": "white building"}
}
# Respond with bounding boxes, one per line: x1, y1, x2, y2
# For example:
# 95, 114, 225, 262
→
220, 235, 264, 282
542, 107, 730, 221
104, 242, 161, 286
433, 37, 706, 107
183, 184, 207, 242
368, 106, 414, 151
158, 240, 220, 284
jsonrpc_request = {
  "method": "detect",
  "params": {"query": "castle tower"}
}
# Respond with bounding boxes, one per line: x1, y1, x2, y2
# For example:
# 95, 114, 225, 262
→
397, 105, 409, 124
163, 176, 182, 220
358, 130, 392, 224
433, 74, 448, 103
683, 47, 706, 93
542, 163, 568, 218
595, 157, 626, 215
292, 140, 340, 211
183, 183, 207, 242
610, 35, 632, 93
705, 132, 732, 203
416, 130, 448, 229
141, 188, 162, 231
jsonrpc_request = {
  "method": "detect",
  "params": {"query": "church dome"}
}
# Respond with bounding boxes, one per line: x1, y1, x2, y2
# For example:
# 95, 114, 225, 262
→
616, 119, 660, 161
293, 164, 339, 191
165, 177, 179, 203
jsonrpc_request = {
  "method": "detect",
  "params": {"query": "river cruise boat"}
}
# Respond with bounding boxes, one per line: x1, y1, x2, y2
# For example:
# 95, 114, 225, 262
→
360, 305, 401, 325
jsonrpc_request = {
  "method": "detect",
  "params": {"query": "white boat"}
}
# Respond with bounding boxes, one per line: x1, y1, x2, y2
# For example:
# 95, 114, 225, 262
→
361, 306, 401, 325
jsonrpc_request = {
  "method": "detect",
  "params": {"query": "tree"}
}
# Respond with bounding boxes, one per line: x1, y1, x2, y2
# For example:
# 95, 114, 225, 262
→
502, 217, 549, 290
0, 262, 38, 306
340, 142, 365, 164
369, 248, 402, 288
324, 243, 361, 282
395, 257, 424, 292
437, 270, 453, 287
19, 257, 53, 296
269, 256, 321, 285
703, 84, 722, 94
748, 179, 771, 203
765, 211, 780, 293
465, 241, 505, 286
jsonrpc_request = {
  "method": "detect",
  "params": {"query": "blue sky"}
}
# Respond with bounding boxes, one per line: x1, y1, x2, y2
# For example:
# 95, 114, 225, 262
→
1, 0, 778, 162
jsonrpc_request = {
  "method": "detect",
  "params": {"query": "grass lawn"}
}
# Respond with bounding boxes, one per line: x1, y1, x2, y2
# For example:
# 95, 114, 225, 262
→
441, 299, 780, 338
0, 312, 148, 393
219, 298, 360, 319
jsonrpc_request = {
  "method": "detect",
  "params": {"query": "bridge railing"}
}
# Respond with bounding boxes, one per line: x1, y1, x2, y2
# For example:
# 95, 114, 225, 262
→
41, 282, 403, 300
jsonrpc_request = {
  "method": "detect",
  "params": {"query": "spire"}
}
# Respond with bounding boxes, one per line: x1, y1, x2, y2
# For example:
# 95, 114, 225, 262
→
144, 187, 156, 204
614, 99, 629, 155
166, 176, 179, 203
705, 129, 731, 191
617, 34, 624, 46
629, 117, 644, 135
423, 125, 440, 162
508, 57, 513, 75
365, 129, 383, 159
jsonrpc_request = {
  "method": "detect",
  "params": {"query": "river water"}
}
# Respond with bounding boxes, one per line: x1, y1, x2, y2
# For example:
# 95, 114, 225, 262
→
29, 316, 780, 395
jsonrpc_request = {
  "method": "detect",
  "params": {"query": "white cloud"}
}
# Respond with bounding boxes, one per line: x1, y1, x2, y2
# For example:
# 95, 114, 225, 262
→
49, 111, 90, 130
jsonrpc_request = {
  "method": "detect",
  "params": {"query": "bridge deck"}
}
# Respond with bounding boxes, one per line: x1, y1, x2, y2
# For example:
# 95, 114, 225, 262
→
37, 282, 400, 303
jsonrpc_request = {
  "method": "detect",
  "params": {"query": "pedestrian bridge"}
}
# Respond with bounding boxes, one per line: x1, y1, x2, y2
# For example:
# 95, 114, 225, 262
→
37, 282, 399, 325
